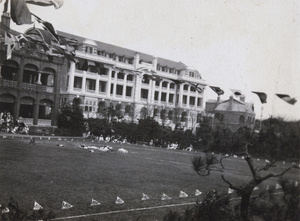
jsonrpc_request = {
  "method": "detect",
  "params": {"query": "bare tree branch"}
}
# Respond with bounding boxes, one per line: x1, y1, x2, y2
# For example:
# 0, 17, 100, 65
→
259, 166, 299, 182
221, 174, 241, 191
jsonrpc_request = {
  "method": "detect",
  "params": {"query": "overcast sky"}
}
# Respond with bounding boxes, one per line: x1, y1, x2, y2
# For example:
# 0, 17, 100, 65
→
2, 0, 300, 120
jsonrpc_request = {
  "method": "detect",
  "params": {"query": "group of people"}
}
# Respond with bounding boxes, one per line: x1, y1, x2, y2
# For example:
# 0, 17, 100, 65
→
0, 112, 29, 134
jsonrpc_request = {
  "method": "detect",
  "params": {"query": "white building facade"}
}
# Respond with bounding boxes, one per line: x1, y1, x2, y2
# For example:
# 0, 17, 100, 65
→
59, 31, 207, 130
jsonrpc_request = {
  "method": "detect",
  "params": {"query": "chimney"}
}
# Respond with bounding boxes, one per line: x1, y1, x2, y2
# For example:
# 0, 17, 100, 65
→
228, 96, 233, 111
134, 52, 140, 69
240, 95, 245, 102
152, 57, 157, 69
1, 12, 10, 28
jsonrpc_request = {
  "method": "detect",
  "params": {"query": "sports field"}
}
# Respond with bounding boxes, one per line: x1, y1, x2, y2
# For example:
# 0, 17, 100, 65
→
0, 135, 299, 220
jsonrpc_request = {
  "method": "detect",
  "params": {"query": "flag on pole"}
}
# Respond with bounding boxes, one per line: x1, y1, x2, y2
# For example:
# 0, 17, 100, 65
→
10, 0, 33, 25
26, 0, 64, 9
209, 86, 224, 96
31, 13, 59, 41
190, 83, 204, 93
33, 201, 43, 210
230, 89, 242, 96
4, 32, 20, 59
252, 91, 267, 104
276, 94, 297, 105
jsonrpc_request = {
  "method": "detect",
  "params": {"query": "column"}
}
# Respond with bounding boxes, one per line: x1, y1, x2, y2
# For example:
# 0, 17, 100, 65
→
178, 84, 183, 107
112, 70, 117, 99
187, 85, 191, 107
166, 82, 170, 105
158, 81, 162, 105
122, 74, 127, 99
36, 72, 42, 84
106, 68, 112, 98
82, 71, 86, 94
67, 61, 75, 92
95, 75, 100, 94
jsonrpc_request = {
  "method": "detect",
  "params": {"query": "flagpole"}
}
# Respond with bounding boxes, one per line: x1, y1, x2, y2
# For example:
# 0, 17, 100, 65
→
259, 105, 263, 131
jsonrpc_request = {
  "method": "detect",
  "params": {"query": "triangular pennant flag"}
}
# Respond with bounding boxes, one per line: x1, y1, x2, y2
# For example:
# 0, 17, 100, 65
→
252, 91, 267, 104
233, 155, 237, 158
189, 83, 204, 93
276, 94, 297, 105
230, 89, 242, 96
90, 198, 101, 206
225, 154, 229, 157
195, 189, 202, 196
209, 86, 224, 96
242, 156, 244, 159
1, 206, 9, 214
295, 181, 298, 187
265, 159, 270, 163
161, 193, 171, 200
276, 184, 282, 189
179, 191, 188, 198
115, 197, 124, 204
141, 193, 149, 201
228, 188, 234, 194
253, 186, 259, 191
257, 158, 260, 161
33, 201, 43, 210
62, 201, 73, 209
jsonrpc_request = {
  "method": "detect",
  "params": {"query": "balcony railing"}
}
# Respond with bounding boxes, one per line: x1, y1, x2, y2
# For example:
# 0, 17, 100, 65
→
42, 86, 54, 93
1, 79, 18, 88
22, 83, 36, 91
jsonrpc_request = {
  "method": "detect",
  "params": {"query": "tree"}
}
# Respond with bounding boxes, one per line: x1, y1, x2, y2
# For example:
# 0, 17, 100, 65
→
191, 129, 299, 221
57, 103, 84, 136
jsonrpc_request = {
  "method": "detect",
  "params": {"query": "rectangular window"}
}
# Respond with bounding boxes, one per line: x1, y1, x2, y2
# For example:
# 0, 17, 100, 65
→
169, 94, 174, 103
183, 85, 189, 91
111, 71, 115, 78
190, 96, 195, 105
155, 81, 160, 86
99, 81, 107, 92
162, 82, 168, 88
116, 85, 123, 95
161, 92, 167, 102
110, 84, 114, 94
126, 86, 132, 97
183, 95, 187, 104
141, 89, 148, 99
127, 74, 133, 81
86, 79, 96, 90
118, 72, 124, 79
197, 97, 202, 107
74, 77, 82, 88
154, 91, 159, 100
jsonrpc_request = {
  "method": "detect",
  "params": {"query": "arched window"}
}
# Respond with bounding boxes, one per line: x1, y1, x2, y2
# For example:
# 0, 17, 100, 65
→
239, 115, 245, 124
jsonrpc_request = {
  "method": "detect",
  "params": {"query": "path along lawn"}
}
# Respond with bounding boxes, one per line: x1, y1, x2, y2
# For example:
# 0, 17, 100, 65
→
0, 136, 299, 220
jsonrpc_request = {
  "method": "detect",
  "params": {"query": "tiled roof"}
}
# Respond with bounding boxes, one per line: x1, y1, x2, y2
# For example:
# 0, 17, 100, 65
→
57, 30, 188, 70
215, 98, 254, 113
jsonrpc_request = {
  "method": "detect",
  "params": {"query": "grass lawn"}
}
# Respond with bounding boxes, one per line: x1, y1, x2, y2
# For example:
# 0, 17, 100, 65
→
0, 135, 299, 220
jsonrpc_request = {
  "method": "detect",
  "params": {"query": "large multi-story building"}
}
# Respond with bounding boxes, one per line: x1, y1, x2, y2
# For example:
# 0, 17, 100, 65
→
58, 31, 206, 130
0, 13, 67, 134
0, 12, 206, 133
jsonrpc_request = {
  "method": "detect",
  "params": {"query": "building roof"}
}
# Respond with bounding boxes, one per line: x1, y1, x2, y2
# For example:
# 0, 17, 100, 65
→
57, 30, 189, 70
215, 97, 255, 113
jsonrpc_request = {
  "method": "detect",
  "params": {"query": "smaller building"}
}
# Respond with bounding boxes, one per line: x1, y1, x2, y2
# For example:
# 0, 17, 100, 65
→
205, 95, 255, 132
